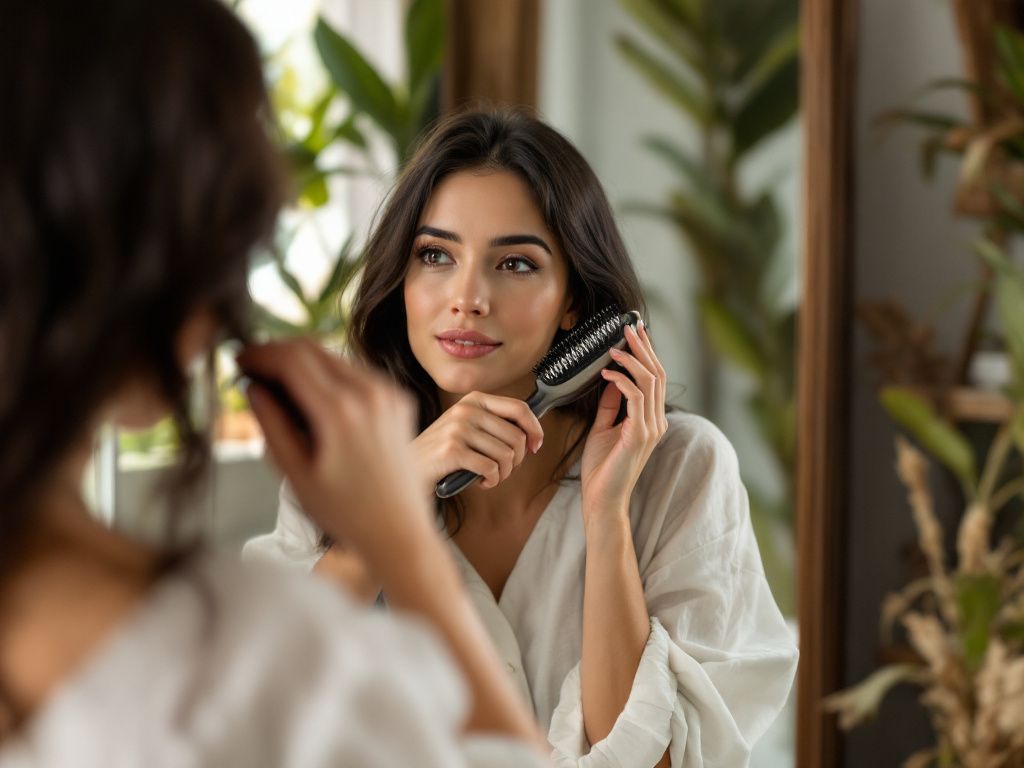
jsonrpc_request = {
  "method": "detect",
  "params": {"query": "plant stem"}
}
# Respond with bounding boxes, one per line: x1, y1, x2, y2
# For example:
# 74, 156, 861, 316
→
991, 476, 1024, 512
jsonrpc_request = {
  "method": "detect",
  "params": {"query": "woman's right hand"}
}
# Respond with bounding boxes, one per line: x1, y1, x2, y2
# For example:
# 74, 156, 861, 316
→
237, 339, 430, 563
412, 392, 545, 493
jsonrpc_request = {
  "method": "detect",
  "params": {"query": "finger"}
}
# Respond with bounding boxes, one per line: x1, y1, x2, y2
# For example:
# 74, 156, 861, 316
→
246, 381, 309, 479
592, 378, 623, 431
639, 323, 669, 431
237, 341, 338, 428
471, 412, 530, 465
626, 323, 664, 427
475, 394, 545, 452
608, 346, 657, 427
315, 343, 384, 397
451, 449, 502, 489
464, 426, 518, 482
623, 324, 659, 384
600, 369, 646, 434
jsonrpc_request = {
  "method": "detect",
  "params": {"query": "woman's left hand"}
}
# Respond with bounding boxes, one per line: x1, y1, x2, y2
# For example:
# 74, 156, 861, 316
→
580, 320, 668, 526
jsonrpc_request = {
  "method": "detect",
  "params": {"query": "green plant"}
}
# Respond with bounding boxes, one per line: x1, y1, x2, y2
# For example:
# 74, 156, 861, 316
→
120, 1, 445, 457
831, 20, 1024, 762
254, 0, 445, 341
615, 0, 800, 612
825, 398, 1024, 766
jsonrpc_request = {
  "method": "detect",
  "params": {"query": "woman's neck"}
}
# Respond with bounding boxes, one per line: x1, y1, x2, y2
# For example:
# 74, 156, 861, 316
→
456, 408, 586, 524
13, 433, 156, 580
0, 436, 158, 726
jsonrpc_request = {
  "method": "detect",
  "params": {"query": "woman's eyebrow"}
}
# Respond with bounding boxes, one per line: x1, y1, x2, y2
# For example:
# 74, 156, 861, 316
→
489, 234, 552, 255
414, 226, 553, 256
414, 225, 461, 243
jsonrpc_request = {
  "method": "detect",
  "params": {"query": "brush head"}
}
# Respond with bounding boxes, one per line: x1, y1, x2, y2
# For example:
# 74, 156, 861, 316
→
533, 305, 639, 386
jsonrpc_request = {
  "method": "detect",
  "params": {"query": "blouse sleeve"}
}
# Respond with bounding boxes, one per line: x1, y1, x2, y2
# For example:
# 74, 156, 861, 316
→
242, 481, 324, 573
547, 416, 798, 768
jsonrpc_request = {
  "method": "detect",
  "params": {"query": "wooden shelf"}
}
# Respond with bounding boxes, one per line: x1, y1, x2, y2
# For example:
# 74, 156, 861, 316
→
909, 387, 1015, 423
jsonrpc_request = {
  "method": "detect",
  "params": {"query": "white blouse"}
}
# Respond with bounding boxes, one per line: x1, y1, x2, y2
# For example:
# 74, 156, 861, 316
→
245, 412, 799, 768
0, 554, 546, 768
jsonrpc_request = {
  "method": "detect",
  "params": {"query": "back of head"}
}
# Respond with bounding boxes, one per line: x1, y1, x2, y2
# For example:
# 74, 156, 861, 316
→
0, 0, 283, 552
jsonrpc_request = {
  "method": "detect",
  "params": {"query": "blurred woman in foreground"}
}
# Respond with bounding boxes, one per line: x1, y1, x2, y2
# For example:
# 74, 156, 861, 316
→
0, 1, 546, 765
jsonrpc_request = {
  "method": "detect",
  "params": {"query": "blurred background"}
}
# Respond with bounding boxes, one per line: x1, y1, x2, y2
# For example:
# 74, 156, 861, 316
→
85, 1, 1024, 766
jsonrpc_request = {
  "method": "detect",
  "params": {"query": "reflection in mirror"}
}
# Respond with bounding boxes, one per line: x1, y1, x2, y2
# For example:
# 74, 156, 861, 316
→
95, 0, 802, 765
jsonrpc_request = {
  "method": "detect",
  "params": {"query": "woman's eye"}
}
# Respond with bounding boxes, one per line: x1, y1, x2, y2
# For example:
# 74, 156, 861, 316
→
498, 256, 537, 273
419, 247, 452, 266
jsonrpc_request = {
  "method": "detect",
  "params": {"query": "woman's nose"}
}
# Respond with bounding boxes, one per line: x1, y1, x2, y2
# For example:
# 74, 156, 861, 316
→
449, 268, 490, 317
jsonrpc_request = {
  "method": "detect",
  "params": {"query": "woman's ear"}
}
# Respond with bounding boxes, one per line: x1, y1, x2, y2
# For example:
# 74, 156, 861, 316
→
559, 300, 578, 331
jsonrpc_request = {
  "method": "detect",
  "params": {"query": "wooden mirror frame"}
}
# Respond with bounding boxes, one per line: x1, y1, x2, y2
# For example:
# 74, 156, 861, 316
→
796, 0, 858, 766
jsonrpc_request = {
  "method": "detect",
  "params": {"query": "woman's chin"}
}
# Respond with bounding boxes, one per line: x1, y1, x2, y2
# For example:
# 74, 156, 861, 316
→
434, 372, 532, 400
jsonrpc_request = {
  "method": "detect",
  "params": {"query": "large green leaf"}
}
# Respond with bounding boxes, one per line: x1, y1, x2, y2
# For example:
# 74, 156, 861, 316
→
1012, 406, 1024, 458
995, 25, 1024, 105
740, 25, 799, 98
300, 89, 337, 154
617, 0, 704, 74
298, 172, 329, 208
405, 0, 444, 98
879, 386, 978, 496
729, 0, 798, 84
616, 33, 711, 126
670, 190, 754, 255
270, 250, 314, 317
641, 135, 716, 198
333, 113, 368, 150
956, 574, 1001, 674
698, 295, 765, 378
733, 50, 798, 158
251, 303, 306, 338
875, 109, 963, 133
317, 235, 361, 304
976, 239, 1024, 395
315, 17, 402, 137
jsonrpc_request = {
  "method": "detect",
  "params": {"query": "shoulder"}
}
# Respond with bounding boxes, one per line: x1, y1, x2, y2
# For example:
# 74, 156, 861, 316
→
643, 410, 741, 487
152, 555, 469, 758
631, 411, 747, 554
195, 554, 456, 684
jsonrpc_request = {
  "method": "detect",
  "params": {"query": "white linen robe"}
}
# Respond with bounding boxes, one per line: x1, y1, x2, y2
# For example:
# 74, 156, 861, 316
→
245, 412, 799, 767
0, 554, 546, 768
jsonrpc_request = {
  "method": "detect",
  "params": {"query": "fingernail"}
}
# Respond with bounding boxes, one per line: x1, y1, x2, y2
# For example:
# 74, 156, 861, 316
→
638, 319, 646, 331
533, 440, 543, 453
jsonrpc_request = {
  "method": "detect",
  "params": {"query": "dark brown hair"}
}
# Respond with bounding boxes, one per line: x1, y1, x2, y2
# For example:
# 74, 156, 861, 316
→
0, 0, 284, 562
348, 109, 647, 530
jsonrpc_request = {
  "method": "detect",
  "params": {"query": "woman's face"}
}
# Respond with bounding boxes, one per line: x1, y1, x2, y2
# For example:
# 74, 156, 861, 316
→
403, 169, 575, 401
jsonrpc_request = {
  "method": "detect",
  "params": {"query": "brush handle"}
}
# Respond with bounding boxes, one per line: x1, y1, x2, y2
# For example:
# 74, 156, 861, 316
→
434, 389, 549, 499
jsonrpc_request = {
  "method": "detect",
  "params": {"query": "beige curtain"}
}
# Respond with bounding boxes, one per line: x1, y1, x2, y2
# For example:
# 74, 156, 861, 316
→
442, 0, 540, 113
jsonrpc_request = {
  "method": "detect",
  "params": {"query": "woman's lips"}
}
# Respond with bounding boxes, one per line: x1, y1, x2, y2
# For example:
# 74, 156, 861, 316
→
437, 338, 501, 359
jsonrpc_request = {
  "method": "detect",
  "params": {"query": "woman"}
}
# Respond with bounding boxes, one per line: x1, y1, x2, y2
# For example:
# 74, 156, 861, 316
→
0, 2, 548, 765
246, 110, 799, 767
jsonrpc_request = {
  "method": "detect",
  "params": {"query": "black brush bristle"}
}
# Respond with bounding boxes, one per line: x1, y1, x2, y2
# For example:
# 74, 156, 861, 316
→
533, 305, 627, 385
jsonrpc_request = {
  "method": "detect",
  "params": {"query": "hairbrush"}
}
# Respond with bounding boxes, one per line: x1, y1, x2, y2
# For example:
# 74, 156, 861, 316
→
435, 306, 642, 499
234, 372, 313, 449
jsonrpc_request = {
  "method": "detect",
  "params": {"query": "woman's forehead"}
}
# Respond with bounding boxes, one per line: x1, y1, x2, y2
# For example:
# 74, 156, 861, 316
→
418, 169, 553, 238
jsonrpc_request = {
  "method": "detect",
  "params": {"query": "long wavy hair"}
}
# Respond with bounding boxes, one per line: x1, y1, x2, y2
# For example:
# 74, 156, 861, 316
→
0, 0, 283, 566
348, 109, 647, 531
